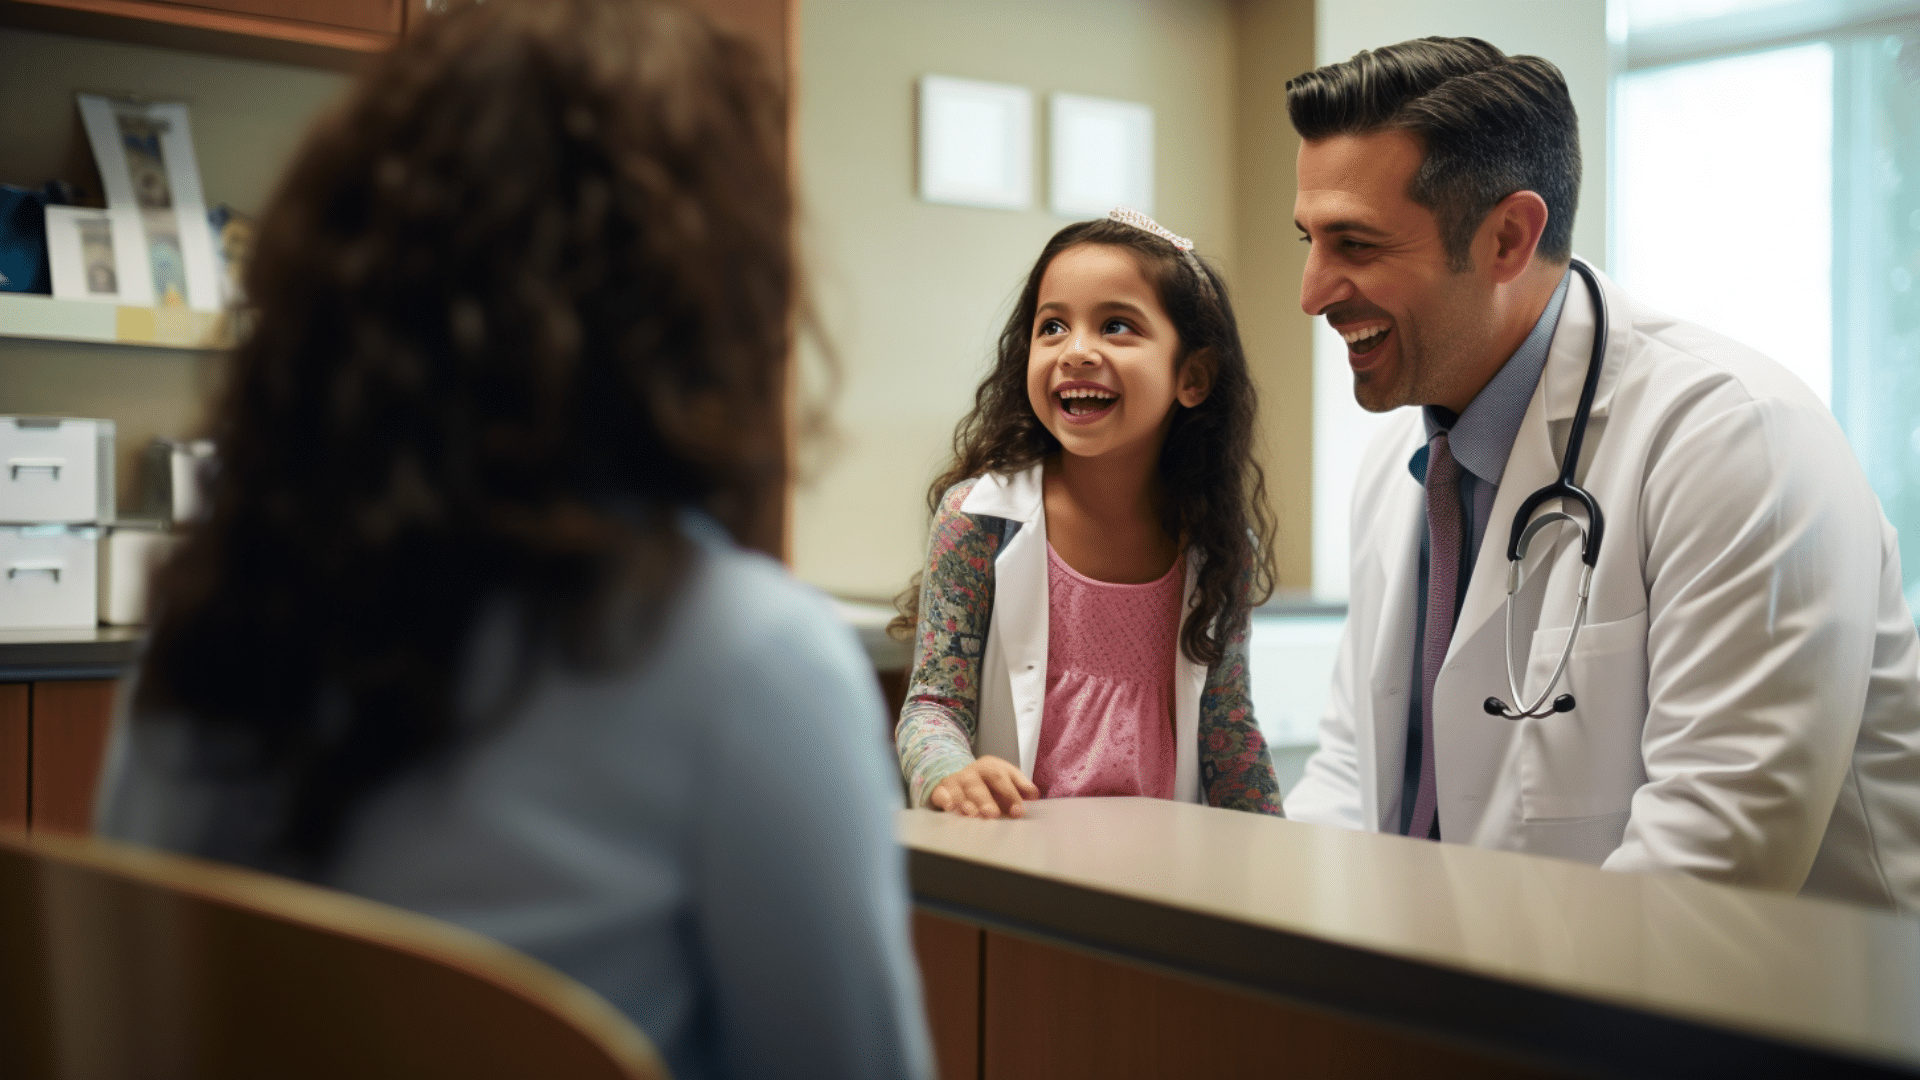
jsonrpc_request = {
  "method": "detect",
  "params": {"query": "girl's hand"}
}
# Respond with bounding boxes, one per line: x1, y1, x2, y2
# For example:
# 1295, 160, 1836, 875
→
929, 756, 1040, 819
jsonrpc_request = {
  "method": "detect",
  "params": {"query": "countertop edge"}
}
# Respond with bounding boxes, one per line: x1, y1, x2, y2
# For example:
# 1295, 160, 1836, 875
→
906, 846, 1919, 1080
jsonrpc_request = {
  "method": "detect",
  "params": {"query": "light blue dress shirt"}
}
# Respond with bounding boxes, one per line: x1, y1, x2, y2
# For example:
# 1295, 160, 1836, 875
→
97, 512, 934, 1080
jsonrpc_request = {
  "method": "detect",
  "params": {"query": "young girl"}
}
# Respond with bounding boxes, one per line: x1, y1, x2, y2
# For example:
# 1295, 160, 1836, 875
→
894, 208, 1282, 819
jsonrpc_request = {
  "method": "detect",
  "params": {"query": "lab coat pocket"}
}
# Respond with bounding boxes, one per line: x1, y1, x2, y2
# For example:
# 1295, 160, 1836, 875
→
1519, 610, 1650, 821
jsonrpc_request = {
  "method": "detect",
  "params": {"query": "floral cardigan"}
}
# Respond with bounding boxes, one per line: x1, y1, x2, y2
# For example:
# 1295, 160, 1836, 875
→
895, 477, 1283, 815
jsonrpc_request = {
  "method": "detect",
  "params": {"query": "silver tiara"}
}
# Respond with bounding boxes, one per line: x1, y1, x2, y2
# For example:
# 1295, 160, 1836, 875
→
1107, 206, 1193, 251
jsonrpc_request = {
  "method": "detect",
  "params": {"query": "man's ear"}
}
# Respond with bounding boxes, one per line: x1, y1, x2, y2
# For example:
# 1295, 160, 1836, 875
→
1482, 190, 1549, 284
1177, 347, 1215, 408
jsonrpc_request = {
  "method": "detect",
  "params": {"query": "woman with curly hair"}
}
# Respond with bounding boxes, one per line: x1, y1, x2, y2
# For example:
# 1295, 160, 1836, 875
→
893, 211, 1284, 821
94, 3, 931, 1077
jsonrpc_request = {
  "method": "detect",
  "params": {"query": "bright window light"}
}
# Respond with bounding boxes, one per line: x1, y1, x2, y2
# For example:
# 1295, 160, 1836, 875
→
1614, 43, 1834, 404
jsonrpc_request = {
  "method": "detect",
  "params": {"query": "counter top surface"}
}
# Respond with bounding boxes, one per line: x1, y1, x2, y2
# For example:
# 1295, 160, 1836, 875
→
899, 798, 1920, 1075
0, 625, 142, 680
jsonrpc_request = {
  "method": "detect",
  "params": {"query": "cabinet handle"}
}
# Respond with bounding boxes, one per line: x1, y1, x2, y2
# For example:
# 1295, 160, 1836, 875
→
8, 458, 64, 480
6, 565, 61, 582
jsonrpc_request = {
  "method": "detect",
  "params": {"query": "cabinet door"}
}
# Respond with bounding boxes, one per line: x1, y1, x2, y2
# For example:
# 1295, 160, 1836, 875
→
148, 1, 403, 34
0, 684, 26, 830
29, 680, 118, 836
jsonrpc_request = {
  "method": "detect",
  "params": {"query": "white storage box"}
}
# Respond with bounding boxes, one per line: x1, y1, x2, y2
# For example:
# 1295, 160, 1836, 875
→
0, 417, 116, 524
99, 524, 181, 626
0, 525, 99, 629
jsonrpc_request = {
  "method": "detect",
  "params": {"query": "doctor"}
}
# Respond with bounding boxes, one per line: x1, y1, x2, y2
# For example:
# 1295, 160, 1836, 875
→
1284, 37, 1920, 912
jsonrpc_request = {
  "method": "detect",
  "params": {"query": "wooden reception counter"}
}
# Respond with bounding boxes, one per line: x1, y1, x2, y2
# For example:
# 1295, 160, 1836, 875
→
901, 798, 1920, 1079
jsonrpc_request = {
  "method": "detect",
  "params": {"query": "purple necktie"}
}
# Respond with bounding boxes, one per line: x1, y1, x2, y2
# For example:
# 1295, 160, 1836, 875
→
1410, 431, 1461, 840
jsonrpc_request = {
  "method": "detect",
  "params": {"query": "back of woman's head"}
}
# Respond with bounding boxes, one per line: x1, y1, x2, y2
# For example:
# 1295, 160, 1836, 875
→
136, 0, 791, 869
906, 218, 1277, 666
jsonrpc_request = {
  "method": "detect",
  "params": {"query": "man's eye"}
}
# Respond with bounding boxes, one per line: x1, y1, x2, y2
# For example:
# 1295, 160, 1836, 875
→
1342, 239, 1373, 251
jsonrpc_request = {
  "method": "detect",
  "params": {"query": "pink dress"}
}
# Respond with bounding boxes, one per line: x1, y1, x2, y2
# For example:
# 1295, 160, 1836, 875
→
1032, 543, 1182, 800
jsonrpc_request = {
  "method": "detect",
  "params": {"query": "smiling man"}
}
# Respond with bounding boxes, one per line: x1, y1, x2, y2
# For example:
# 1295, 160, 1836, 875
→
1284, 37, 1920, 912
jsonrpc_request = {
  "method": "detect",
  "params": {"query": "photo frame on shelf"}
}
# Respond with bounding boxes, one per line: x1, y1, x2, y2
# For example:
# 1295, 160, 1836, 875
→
45, 205, 146, 305
76, 95, 223, 313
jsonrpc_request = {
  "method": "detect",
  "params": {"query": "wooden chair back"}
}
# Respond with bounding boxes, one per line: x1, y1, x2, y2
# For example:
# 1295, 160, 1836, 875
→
0, 829, 665, 1080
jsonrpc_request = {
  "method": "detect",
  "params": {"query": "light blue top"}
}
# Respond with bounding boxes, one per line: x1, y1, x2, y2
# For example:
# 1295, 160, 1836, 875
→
96, 513, 934, 1080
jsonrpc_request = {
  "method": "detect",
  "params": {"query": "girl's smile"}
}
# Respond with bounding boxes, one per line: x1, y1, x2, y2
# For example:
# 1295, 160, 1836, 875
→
1055, 379, 1120, 423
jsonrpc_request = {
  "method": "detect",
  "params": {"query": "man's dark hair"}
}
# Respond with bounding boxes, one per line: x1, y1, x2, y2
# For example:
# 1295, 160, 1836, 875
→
1286, 37, 1580, 270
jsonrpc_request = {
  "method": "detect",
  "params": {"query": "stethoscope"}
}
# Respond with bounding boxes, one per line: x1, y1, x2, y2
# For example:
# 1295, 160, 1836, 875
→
1483, 259, 1608, 721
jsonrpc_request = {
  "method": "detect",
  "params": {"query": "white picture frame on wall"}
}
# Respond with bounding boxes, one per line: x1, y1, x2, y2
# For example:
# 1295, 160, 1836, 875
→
918, 75, 1033, 211
1049, 93, 1154, 218
45, 205, 146, 305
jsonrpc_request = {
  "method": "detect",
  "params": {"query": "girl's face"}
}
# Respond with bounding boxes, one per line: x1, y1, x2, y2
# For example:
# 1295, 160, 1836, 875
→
1026, 243, 1210, 462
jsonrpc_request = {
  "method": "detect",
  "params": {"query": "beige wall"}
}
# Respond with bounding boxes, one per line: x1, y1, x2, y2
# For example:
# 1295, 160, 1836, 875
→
1233, 0, 1318, 596
791, 0, 1317, 601
0, 27, 350, 512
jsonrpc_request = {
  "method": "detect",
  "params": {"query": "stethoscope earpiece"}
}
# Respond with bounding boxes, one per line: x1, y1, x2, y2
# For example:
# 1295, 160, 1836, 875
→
1553, 695, 1576, 713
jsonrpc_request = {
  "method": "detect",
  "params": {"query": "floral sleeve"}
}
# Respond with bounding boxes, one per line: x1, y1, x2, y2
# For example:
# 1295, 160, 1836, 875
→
1198, 576, 1284, 815
895, 479, 1000, 808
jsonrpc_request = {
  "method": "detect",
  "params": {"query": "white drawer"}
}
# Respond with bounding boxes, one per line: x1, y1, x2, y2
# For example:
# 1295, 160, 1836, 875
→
0, 525, 100, 629
0, 417, 116, 524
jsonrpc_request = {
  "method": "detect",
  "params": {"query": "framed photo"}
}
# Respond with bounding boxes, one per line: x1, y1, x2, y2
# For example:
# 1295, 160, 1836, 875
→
918, 75, 1033, 211
45, 205, 147, 305
1049, 93, 1155, 218
76, 95, 222, 312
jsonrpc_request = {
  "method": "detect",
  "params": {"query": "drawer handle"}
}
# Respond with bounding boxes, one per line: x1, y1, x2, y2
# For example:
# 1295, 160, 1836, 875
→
8, 458, 64, 480
7, 565, 61, 583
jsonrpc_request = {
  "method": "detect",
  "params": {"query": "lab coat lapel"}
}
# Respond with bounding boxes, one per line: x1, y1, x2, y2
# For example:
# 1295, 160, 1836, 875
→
1367, 449, 1426, 829
960, 466, 1049, 774
1173, 547, 1206, 804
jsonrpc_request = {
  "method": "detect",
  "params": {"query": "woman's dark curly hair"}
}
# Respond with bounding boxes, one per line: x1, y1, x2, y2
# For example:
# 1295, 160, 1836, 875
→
133, 0, 792, 869
894, 219, 1277, 666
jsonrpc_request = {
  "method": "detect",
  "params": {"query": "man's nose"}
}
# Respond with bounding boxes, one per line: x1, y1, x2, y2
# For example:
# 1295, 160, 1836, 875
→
1299, 245, 1354, 316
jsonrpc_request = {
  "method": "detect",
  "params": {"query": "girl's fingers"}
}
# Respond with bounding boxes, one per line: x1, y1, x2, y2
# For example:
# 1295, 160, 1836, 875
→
982, 771, 1026, 818
1014, 772, 1040, 799
960, 775, 1001, 818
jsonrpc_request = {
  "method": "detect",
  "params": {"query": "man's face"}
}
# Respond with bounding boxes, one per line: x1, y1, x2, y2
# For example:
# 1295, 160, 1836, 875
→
1295, 129, 1493, 413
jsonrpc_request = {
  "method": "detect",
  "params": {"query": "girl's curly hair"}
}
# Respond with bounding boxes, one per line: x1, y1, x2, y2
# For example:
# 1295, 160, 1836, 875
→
894, 218, 1277, 666
133, 0, 792, 869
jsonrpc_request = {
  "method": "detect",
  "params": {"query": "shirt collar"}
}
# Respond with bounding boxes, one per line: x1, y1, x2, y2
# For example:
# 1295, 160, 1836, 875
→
1412, 267, 1572, 487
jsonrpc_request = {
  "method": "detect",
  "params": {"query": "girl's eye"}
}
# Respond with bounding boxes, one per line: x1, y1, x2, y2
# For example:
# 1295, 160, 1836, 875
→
1103, 318, 1135, 336
1037, 318, 1067, 337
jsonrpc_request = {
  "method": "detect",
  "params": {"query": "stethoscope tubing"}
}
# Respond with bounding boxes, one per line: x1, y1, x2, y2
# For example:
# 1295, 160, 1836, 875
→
1487, 259, 1610, 722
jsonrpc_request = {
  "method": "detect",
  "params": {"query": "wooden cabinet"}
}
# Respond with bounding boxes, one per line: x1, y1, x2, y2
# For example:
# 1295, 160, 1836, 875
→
147, 0, 403, 34
0, 0, 410, 68
911, 910, 1559, 1080
0, 680, 117, 836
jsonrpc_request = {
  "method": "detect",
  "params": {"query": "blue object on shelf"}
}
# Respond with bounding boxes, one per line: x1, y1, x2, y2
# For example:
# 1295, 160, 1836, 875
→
0, 185, 51, 295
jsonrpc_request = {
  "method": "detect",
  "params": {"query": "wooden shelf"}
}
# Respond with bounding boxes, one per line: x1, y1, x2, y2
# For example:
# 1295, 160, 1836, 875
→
0, 0, 401, 71
0, 293, 229, 350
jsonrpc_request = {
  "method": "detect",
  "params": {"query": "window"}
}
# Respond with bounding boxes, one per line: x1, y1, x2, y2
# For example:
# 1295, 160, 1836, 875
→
1613, 0, 1920, 611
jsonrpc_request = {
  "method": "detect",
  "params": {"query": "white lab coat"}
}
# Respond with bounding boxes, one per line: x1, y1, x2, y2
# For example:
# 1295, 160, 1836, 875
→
960, 465, 1208, 804
1288, 262, 1920, 912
